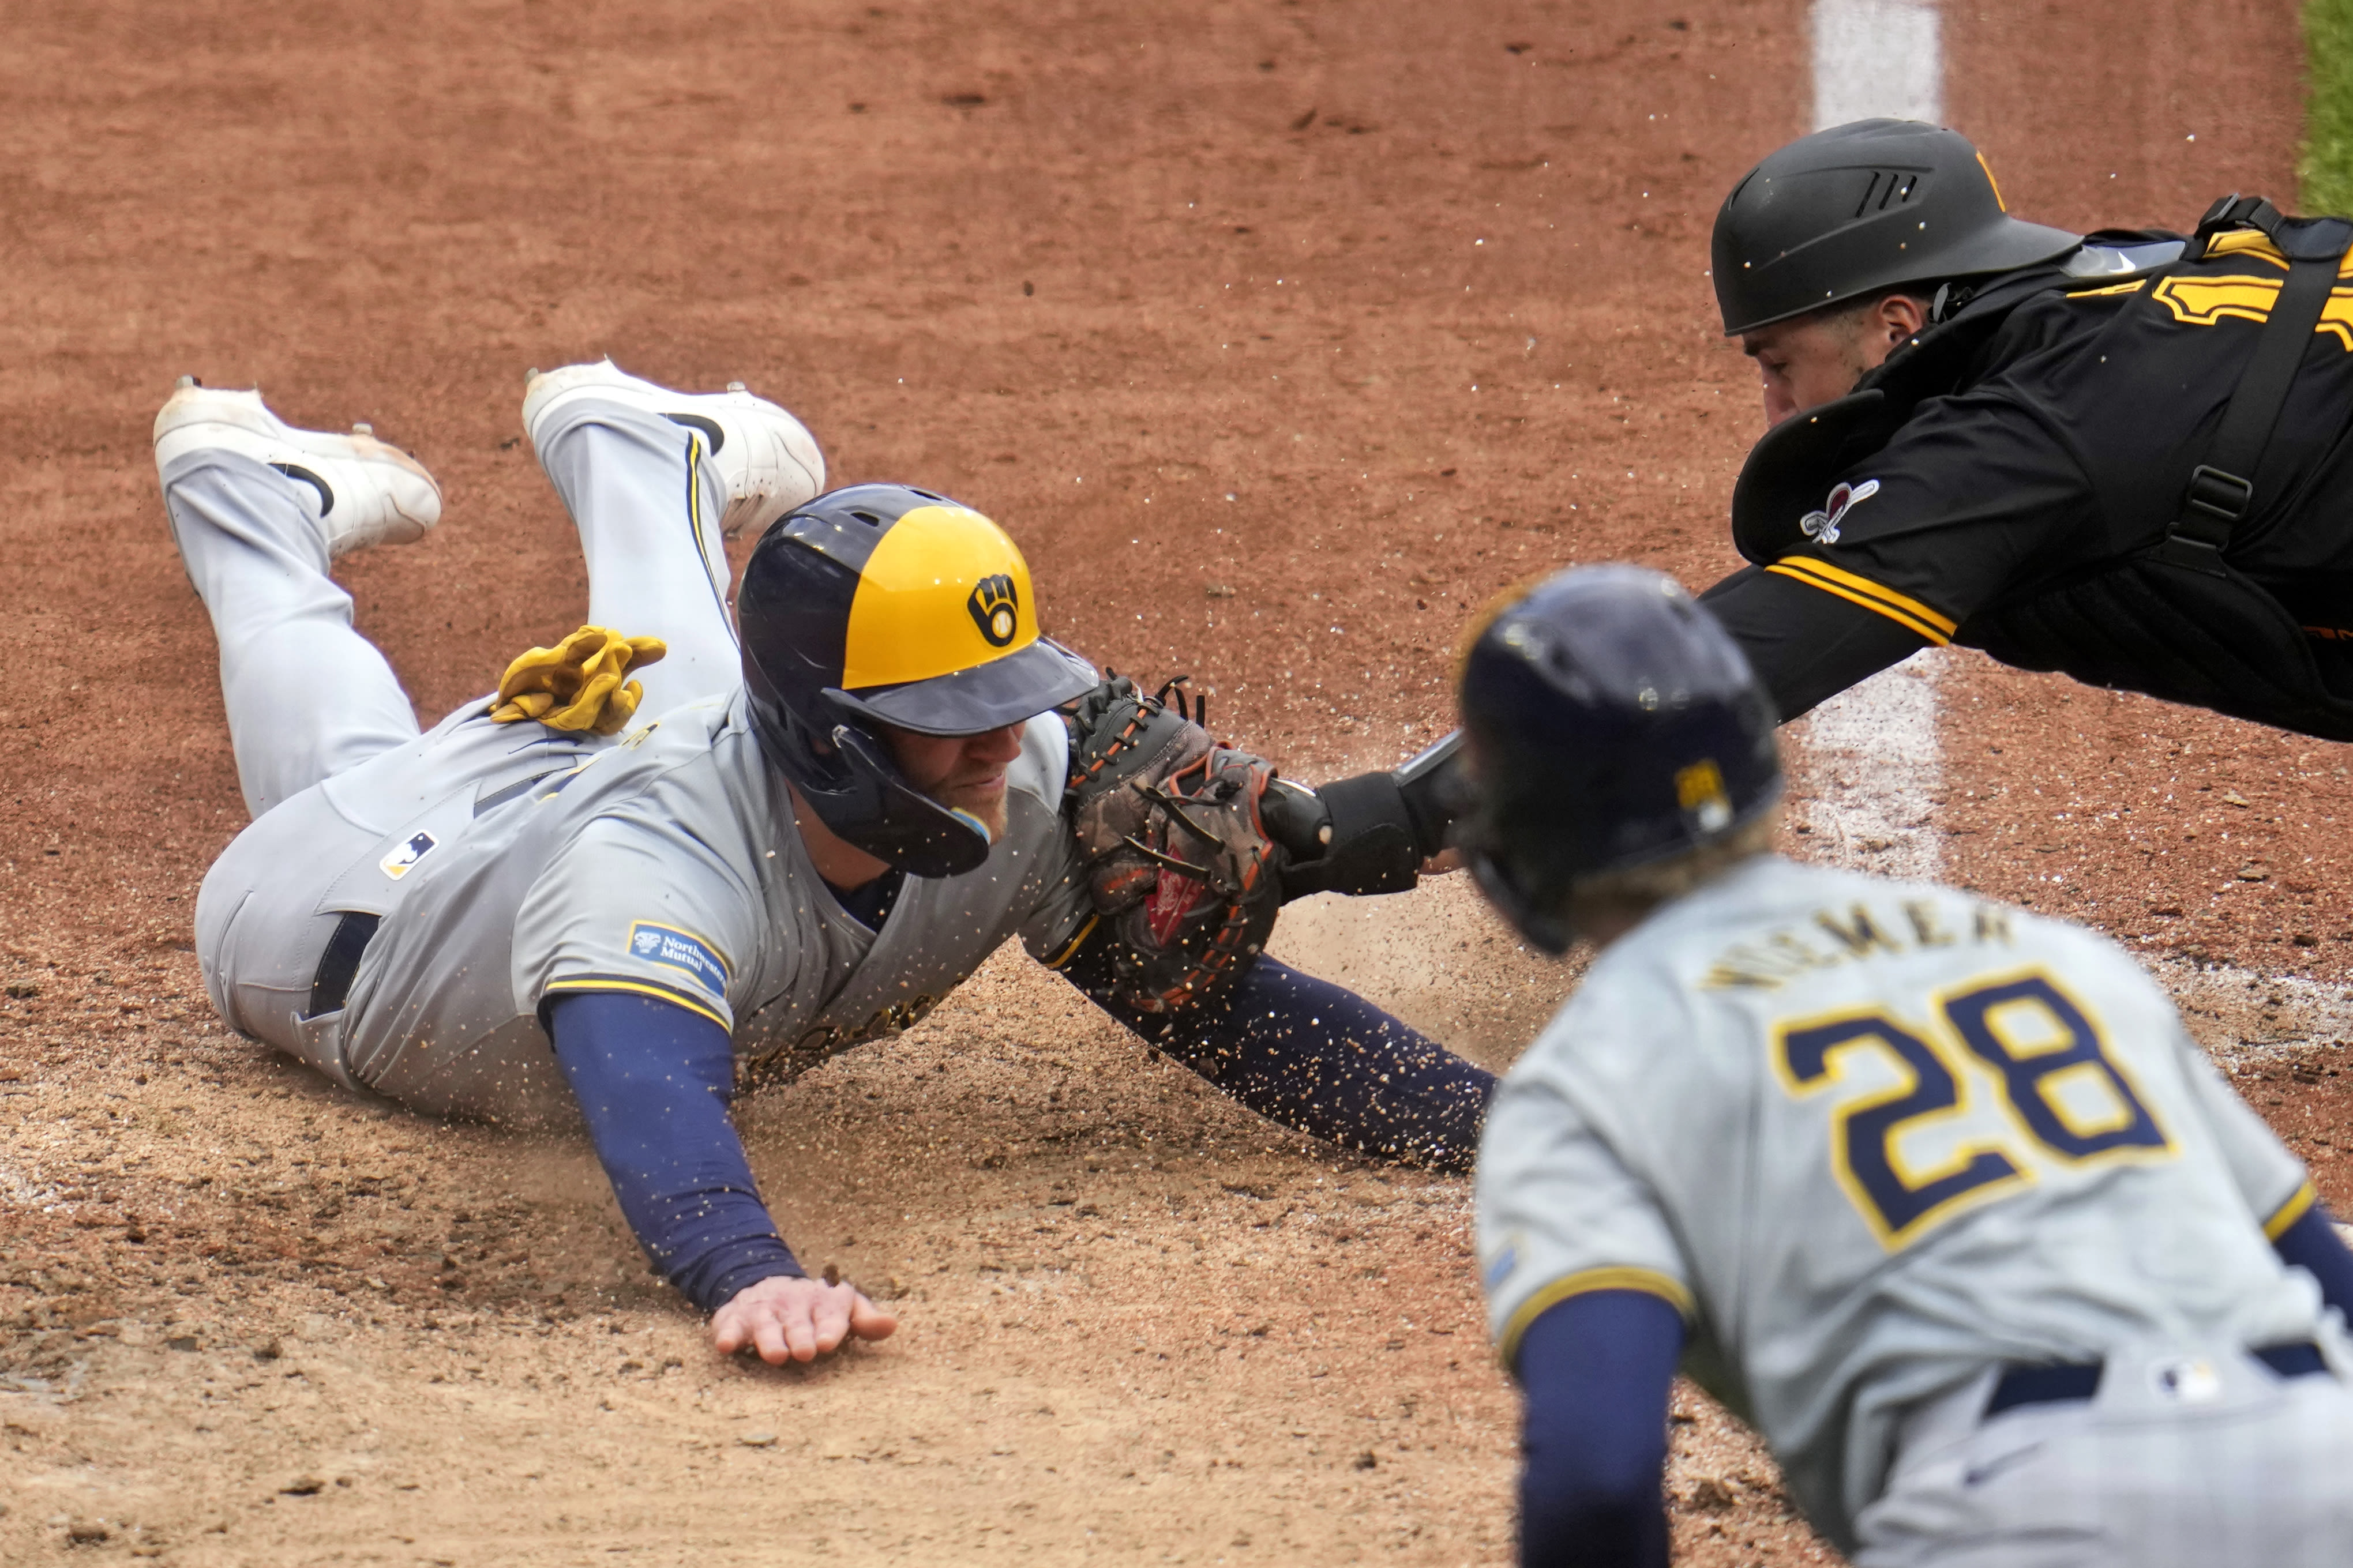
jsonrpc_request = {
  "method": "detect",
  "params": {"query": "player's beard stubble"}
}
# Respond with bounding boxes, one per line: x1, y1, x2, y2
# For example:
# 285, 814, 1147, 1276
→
930, 770, 1010, 840
884, 721, 1026, 843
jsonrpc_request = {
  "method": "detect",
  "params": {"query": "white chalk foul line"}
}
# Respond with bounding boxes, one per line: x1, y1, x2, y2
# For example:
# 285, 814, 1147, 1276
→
1813, 0, 1942, 132
1800, 0, 1948, 881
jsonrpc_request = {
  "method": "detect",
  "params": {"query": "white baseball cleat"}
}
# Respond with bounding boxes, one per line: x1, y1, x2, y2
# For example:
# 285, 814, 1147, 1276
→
152, 378, 442, 558
520, 359, 826, 537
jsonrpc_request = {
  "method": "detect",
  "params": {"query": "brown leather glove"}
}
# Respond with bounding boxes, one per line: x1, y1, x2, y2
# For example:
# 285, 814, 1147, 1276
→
1063, 675, 1282, 1014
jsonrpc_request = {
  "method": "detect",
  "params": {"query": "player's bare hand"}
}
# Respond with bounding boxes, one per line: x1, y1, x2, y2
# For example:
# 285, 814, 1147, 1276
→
711, 1274, 896, 1365
1420, 847, 1464, 876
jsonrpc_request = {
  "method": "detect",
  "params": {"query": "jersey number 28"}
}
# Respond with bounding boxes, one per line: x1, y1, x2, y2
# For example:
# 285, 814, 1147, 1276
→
1774, 970, 2171, 1246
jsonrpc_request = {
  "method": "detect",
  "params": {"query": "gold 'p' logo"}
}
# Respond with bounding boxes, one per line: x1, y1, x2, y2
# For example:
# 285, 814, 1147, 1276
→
967, 573, 1019, 646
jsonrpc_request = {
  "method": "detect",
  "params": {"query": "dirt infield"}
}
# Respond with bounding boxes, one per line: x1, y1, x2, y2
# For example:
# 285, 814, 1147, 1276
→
0, 0, 2341, 1563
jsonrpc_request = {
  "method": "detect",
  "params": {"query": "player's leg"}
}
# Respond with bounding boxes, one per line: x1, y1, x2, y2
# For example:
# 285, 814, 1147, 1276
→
521, 361, 823, 717
154, 381, 442, 817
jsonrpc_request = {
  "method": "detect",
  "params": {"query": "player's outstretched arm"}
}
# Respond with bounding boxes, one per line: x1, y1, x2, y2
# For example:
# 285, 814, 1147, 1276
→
1513, 1291, 1683, 1568
1698, 563, 1931, 722
546, 991, 895, 1363
1057, 930, 1496, 1170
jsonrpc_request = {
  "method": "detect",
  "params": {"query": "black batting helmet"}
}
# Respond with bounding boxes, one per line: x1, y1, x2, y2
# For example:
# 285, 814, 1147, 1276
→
1455, 566, 1781, 954
1712, 119, 2080, 334
737, 483, 1098, 878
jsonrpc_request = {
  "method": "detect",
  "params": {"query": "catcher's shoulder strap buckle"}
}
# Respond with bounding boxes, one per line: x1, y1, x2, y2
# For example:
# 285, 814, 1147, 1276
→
2179, 465, 2253, 535
2194, 191, 2282, 254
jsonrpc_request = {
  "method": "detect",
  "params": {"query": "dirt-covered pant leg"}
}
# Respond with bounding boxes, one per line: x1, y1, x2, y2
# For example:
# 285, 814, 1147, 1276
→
165, 449, 426, 1082
531, 399, 744, 717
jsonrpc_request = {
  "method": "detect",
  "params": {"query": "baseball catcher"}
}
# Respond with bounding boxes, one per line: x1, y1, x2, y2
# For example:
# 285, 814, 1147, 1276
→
1694, 119, 2353, 735
157, 360, 1487, 1366
1460, 566, 2353, 1566
1393, 119, 2353, 859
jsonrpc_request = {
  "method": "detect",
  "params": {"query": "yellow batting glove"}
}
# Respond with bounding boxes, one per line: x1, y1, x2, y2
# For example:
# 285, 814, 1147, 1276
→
489, 626, 669, 736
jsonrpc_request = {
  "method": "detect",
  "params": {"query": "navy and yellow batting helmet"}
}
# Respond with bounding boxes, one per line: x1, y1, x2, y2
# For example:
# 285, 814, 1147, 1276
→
737, 483, 1097, 877
1455, 565, 1781, 953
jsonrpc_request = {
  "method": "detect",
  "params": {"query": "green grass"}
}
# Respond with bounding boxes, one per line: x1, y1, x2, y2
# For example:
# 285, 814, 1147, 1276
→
2302, 0, 2353, 215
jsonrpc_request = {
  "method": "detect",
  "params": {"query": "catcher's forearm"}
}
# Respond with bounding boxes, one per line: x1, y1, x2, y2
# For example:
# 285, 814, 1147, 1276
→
547, 992, 805, 1311
1265, 731, 1470, 900
1066, 939, 1495, 1170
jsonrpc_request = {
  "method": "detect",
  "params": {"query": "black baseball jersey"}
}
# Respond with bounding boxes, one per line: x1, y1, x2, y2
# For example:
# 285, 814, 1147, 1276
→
1702, 223, 2353, 731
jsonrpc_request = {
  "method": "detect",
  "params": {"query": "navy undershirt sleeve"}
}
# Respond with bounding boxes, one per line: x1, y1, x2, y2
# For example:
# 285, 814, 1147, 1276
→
546, 991, 804, 1314
1066, 936, 1496, 1171
1513, 1291, 1686, 1568
2275, 1202, 2353, 1319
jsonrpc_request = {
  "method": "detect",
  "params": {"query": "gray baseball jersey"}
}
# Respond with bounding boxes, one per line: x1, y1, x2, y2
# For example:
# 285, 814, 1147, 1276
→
1476, 853, 2331, 1548
200, 689, 1090, 1123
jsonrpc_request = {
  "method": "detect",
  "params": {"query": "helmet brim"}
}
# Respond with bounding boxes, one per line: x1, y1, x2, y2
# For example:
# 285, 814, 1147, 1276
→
830, 636, 1099, 736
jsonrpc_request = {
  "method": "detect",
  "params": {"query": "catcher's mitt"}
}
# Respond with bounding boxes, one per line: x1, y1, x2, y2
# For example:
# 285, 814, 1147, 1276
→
1063, 675, 1282, 1013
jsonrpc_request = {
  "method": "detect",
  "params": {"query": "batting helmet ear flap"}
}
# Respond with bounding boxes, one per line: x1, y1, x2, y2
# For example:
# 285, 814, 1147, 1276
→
806, 714, 996, 879
738, 652, 996, 880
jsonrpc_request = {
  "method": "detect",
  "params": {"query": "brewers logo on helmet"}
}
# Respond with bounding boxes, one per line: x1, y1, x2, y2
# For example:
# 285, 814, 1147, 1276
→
736, 483, 1097, 878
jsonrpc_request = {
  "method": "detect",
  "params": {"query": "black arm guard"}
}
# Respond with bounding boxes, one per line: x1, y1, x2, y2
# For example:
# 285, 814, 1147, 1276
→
1262, 731, 1470, 901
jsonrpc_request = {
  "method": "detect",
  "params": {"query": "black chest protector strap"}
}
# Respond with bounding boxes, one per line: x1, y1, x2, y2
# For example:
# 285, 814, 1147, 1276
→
2158, 196, 2353, 573
1960, 195, 2353, 742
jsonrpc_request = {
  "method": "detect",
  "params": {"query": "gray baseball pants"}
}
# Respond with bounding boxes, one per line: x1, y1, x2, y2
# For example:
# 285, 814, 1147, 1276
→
172, 400, 738, 1082
1853, 1339, 2353, 1566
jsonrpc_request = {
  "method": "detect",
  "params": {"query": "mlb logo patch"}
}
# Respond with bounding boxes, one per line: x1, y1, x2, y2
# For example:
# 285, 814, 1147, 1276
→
379, 831, 437, 880
625, 921, 731, 997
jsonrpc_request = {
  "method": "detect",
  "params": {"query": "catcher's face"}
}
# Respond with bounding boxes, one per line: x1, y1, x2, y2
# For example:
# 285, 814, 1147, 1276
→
1740, 292, 1928, 427
880, 721, 1027, 840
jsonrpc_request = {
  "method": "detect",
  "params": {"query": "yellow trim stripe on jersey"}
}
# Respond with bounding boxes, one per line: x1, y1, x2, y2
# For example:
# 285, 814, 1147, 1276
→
2265, 1179, 2320, 1241
2201, 227, 2353, 279
1496, 1266, 1696, 1366
1766, 557, 1957, 645
1042, 912, 1099, 970
542, 977, 731, 1031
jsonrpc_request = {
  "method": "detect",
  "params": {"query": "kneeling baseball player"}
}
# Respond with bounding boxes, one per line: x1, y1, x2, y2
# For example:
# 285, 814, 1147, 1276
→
157, 362, 1489, 1366
1462, 566, 2353, 1565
